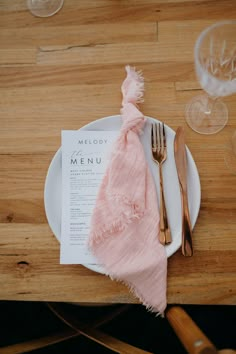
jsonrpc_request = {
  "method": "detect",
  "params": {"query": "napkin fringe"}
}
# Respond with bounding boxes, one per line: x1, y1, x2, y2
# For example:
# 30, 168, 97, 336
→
106, 271, 164, 317
122, 65, 144, 105
89, 195, 145, 246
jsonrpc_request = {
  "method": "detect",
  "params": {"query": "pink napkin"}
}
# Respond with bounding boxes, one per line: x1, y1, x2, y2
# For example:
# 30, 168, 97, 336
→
89, 66, 167, 314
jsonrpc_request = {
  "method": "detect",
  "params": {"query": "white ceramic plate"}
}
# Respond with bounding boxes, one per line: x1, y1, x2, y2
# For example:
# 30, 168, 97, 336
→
44, 115, 201, 273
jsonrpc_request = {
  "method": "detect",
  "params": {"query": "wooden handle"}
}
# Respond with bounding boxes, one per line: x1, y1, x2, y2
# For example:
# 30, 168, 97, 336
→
166, 306, 217, 354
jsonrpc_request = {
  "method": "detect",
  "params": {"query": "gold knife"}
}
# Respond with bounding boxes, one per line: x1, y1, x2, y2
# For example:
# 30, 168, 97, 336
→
174, 127, 193, 257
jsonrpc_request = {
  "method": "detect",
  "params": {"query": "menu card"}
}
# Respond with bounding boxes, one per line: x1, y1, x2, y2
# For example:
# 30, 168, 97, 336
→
60, 130, 118, 264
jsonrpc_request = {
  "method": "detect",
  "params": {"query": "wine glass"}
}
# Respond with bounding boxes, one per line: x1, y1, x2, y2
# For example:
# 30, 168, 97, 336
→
185, 21, 236, 135
27, 0, 64, 17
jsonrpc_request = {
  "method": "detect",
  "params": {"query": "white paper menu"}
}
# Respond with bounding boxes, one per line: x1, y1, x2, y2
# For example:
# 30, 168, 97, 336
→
60, 130, 118, 264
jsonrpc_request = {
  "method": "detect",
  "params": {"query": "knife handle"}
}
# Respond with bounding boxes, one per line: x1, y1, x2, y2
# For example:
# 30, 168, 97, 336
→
181, 192, 193, 257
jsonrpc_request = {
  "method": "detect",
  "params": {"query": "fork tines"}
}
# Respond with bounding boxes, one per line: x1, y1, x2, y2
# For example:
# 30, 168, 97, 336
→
151, 122, 167, 164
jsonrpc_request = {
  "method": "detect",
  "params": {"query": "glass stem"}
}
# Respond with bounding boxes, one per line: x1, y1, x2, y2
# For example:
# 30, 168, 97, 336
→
204, 95, 217, 115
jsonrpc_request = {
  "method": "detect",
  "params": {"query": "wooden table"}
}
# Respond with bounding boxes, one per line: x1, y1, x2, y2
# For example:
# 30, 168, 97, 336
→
0, 0, 235, 306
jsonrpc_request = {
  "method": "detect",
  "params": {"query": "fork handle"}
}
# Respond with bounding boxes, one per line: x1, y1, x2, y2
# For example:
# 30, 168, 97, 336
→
158, 164, 170, 245
181, 190, 193, 257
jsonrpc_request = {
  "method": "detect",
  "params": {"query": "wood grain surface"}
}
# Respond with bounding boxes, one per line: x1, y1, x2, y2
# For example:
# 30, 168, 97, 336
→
0, 0, 236, 305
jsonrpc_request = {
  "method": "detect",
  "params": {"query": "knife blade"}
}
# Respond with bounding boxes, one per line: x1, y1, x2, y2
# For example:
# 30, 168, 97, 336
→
174, 127, 193, 257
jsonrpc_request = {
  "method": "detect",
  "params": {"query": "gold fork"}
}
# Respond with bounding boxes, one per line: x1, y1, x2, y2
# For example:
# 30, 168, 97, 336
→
151, 122, 172, 245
